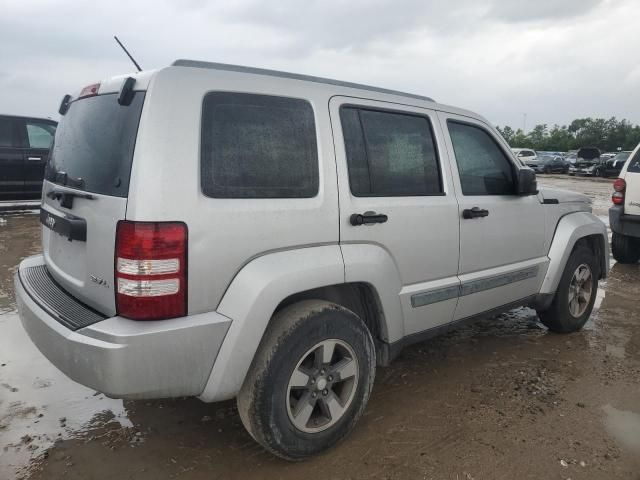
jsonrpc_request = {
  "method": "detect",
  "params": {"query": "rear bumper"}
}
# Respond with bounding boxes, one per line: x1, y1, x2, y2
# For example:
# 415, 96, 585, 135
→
15, 255, 232, 399
609, 205, 640, 238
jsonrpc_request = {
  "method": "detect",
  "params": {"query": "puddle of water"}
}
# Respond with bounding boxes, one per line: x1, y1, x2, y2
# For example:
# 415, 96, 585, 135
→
602, 404, 640, 454
0, 214, 132, 479
0, 306, 132, 479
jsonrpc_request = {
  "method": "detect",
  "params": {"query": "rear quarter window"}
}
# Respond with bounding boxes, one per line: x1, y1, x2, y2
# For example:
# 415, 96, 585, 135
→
627, 151, 640, 173
200, 92, 319, 198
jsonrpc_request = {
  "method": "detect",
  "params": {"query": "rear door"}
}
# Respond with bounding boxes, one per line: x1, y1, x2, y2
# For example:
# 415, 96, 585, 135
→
331, 97, 460, 336
0, 116, 25, 198
41, 90, 145, 316
438, 112, 547, 321
18, 118, 56, 196
623, 148, 640, 216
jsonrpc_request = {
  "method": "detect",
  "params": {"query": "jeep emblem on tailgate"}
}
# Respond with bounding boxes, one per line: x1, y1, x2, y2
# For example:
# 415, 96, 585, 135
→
45, 215, 56, 229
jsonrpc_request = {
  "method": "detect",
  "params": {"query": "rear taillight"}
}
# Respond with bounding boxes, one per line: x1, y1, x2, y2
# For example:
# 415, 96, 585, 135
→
612, 178, 626, 205
115, 221, 187, 320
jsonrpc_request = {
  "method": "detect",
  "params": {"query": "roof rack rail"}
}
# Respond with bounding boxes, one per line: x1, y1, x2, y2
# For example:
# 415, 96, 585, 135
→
171, 59, 434, 103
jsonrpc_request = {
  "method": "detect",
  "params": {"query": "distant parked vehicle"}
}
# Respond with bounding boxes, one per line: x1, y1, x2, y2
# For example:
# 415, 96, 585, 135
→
570, 147, 601, 176
532, 155, 570, 174
594, 151, 632, 178
609, 145, 640, 263
565, 152, 577, 165
512, 148, 537, 166
0, 114, 57, 199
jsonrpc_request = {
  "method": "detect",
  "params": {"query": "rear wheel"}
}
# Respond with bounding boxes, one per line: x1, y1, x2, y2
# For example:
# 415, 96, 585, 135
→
538, 246, 599, 333
237, 300, 376, 460
612, 232, 640, 264
544, 166, 551, 174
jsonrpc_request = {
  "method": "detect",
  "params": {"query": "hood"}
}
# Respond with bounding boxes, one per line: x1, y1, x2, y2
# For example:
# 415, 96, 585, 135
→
577, 147, 600, 160
538, 187, 590, 204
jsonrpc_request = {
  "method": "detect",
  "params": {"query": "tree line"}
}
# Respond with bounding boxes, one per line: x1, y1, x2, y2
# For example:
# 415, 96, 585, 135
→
496, 117, 640, 152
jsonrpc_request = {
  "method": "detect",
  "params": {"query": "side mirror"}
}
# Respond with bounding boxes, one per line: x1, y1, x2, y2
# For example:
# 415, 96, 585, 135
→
517, 168, 538, 195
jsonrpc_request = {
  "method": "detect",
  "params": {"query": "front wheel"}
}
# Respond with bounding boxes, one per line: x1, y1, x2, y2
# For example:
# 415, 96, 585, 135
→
237, 300, 376, 460
538, 246, 599, 333
612, 232, 640, 264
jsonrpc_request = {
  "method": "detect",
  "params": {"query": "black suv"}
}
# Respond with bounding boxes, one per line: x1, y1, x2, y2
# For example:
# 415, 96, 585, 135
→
0, 114, 57, 199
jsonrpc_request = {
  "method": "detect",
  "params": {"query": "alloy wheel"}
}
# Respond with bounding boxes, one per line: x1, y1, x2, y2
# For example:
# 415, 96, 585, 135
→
286, 339, 359, 433
568, 263, 593, 317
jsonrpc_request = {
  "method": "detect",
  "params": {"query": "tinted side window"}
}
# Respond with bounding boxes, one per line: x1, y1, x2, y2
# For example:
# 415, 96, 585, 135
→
0, 117, 16, 147
201, 93, 318, 198
448, 121, 516, 195
26, 122, 56, 149
340, 107, 442, 196
628, 151, 640, 173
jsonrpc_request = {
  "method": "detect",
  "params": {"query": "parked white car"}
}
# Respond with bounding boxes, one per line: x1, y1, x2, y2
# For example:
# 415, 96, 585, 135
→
16, 60, 609, 460
511, 148, 538, 167
610, 144, 640, 263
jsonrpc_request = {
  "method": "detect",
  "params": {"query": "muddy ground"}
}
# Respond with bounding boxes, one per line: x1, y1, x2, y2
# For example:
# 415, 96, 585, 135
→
1, 175, 639, 479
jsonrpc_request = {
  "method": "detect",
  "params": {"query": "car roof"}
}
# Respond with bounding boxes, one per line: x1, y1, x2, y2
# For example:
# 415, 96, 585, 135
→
0, 113, 57, 124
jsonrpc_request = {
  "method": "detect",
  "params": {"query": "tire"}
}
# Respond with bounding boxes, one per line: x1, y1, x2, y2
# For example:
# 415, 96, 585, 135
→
612, 232, 640, 264
237, 300, 376, 460
538, 246, 599, 333
563, 167, 570, 174
544, 167, 551, 174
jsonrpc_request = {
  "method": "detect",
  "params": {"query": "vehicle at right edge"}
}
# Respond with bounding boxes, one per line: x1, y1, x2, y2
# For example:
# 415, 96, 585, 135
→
609, 144, 640, 263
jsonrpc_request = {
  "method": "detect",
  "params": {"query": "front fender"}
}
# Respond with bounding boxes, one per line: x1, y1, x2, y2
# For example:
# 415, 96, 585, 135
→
540, 212, 609, 295
199, 245, 345, 402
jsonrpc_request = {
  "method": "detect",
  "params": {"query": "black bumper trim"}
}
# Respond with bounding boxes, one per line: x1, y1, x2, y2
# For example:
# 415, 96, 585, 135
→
19, 264, 107, 331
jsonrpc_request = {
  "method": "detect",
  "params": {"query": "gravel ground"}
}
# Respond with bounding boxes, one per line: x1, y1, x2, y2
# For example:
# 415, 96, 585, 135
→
1, 175, 639, 480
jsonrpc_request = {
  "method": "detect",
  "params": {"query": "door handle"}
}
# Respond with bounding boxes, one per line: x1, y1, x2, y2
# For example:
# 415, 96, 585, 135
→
27, 156, 42, 161
462, 207, 489, 219
350, 211, 388, 226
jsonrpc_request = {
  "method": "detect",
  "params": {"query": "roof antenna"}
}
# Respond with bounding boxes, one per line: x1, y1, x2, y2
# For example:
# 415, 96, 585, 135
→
113, 36, 142, 72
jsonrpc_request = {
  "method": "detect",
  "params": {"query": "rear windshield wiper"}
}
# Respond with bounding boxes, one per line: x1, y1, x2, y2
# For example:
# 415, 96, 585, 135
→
46, 188, 95, 209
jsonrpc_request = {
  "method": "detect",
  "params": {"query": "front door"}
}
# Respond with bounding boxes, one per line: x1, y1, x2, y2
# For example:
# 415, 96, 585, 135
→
330, 97, 460, 338
438, 112, 548, 321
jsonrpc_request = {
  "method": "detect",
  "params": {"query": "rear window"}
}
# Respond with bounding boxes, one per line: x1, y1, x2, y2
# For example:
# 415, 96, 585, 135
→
201, 92, 319, 198
45, 92, 145, 197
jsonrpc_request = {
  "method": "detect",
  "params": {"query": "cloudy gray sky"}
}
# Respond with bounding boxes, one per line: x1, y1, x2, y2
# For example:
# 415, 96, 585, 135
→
1, 0, 638, 129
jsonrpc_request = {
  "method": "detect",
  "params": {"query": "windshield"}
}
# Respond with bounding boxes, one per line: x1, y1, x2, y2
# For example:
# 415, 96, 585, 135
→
538, 155, 554, 163
45, 92, 145, 197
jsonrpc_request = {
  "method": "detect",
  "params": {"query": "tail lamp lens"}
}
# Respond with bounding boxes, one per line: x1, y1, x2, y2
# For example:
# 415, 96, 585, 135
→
612, 179, 626, 205
612, 192, 625, 205
115, 221, 187, 320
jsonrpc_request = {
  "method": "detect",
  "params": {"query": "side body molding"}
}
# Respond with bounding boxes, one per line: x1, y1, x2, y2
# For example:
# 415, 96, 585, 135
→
540, 211, 609, 295
199, 245, 345, 402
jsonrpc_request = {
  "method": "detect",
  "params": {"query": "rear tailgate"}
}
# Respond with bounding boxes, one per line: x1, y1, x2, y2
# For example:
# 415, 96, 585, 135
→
41, 88, 145, 316
41, 188, 127, 316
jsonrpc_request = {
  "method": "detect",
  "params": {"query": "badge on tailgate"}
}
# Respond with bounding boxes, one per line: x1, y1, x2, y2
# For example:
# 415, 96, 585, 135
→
39, 209, 87, 242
